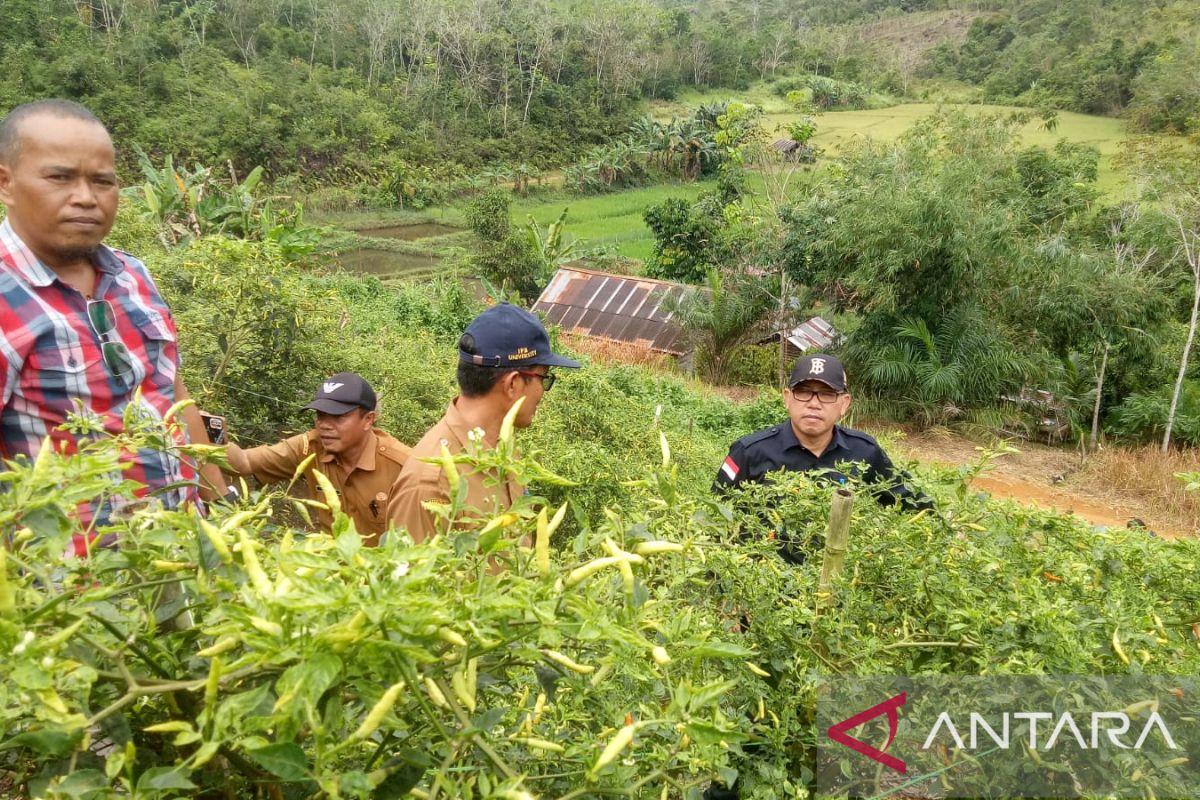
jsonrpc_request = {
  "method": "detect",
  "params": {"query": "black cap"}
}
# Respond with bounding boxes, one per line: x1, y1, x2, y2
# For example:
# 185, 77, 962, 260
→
302, 372, 377, 415
788, 353, 847, 392
458, 302, 581, 369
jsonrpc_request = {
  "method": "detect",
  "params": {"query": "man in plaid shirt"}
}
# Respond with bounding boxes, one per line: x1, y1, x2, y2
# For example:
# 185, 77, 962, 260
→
0, 99, 223, 549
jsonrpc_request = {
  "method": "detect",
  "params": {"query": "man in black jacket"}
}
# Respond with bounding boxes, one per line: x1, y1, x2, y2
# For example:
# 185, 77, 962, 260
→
715, 353, 931, 562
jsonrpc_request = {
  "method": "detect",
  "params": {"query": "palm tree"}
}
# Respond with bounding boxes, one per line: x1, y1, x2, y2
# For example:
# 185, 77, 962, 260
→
858, 311, 1032, 426
673, 269, 777, 384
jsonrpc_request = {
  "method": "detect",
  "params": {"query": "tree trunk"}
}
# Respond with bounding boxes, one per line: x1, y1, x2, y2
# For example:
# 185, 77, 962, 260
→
1163, 277, 1200, 452
1090, 341, 1109, 453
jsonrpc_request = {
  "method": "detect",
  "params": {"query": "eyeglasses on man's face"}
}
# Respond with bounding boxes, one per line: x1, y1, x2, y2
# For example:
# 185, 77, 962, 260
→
86, 299, 134, 377
517, 370, 556, 391
790, 386, 841, 404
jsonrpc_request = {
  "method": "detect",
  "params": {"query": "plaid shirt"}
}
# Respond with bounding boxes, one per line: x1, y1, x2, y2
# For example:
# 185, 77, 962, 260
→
0, 219, 198, 542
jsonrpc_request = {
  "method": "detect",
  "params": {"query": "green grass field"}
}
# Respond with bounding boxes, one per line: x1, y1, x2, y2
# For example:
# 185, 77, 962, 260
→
513, 180, 715, 262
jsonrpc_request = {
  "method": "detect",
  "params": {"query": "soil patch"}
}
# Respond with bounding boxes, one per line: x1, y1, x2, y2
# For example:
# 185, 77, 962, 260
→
860, 10, 981, 57
887, 427, 1195, 539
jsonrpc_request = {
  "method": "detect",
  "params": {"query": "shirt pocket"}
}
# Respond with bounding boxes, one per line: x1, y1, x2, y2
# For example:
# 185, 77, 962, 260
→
24, 329, 89, 396
127, 307, 178, 379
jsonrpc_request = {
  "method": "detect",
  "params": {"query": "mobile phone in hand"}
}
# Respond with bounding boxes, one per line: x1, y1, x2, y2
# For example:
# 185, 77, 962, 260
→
199, 411, 227, 445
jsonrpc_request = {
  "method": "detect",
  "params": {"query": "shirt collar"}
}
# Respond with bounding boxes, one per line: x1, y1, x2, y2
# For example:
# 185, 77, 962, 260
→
317, 429, 379, 472
440, 398, 477, 450
780, 420, 848, 456
0, 217, 123, 288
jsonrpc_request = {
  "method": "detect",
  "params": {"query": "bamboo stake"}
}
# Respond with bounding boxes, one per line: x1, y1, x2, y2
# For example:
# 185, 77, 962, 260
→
817, 489, 854, 610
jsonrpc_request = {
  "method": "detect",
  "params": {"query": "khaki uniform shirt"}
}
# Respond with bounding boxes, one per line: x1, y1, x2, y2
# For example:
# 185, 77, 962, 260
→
387, 399, 523, 543
242, 429, 409, 545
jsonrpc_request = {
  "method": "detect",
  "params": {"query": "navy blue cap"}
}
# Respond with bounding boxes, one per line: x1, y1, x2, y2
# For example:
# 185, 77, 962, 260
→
303, 372, 377, 414
458, 303, 581, 369
789, 353, 847, 392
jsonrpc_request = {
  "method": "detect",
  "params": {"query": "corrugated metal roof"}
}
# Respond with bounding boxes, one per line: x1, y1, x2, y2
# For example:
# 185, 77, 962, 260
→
783, 316, 838, 352
771, 138, 800, 152
533, 266, 696, 356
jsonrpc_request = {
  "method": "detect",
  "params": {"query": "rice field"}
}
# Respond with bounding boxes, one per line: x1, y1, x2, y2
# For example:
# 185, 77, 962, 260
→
317, 93, 1143, 274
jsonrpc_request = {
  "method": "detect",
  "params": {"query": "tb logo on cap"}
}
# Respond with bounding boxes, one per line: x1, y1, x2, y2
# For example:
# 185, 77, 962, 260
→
809, 358, 826, 375
323, 382, 345, 393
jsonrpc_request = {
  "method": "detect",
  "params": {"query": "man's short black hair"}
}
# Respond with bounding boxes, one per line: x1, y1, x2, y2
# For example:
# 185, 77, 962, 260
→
457, 362, 516, 398
0, 99, 105, 164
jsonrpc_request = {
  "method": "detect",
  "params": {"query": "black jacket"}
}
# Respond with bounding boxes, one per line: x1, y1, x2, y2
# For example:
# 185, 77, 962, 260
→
714, 421, 933, 562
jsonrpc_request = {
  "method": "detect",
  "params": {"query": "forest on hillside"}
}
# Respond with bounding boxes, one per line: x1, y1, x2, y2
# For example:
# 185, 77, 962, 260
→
5, 0, 1200, 186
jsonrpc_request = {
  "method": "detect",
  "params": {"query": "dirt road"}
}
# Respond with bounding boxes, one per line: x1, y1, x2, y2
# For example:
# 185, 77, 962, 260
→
888, 428, 1195, 539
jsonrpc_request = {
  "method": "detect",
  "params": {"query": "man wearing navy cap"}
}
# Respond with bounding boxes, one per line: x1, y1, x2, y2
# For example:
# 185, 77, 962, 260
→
225, 372, 410, 544
388, 302, 581, 543
715, 353, 931, 563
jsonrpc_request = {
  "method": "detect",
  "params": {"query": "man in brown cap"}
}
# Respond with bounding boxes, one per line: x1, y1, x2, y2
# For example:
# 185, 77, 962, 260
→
388, 302, 581, 542
225, 372, 409, 544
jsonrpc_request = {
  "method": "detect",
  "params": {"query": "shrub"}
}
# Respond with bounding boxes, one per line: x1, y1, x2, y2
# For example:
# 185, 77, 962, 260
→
4, 423, 1199, 798
156, 237, 342, 443
1111, 381, 1200, 446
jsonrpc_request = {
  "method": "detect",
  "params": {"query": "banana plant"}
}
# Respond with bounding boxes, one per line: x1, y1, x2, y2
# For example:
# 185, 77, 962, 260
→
525, 207, 579, 274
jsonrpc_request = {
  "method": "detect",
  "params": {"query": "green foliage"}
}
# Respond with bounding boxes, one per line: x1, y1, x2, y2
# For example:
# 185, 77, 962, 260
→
525, 208, 582, 272
855, 312, 1033, 426
805, 76, 868, 110
130, 152, 320, 257
465, 190, 544, 301
1111, 381, 1200, 446
564, 141, 651, 194
156, 238, 341, 444
643, 197, 718, 283
0, 429, 775, 798
673, 270, 779, 386
785, 118, 817, 146
4, 412, 1200, 798
778, 109, 1164, 426
920, 1, 1193, 124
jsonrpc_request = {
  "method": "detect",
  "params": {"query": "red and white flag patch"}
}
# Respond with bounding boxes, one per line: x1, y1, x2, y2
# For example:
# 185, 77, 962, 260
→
721, 456, 740, 481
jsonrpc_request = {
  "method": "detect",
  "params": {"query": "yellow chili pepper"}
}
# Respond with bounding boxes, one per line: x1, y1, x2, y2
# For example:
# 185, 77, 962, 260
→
591, 723, 639, 777
512, 736, 565, 753
0, 547, 14, 616
236, 531, 273, 597
352, 681, 406, 740
249, 616, 283, 638
424, 677, 448, 708
437, 627, 467, 647
1112, 628, 1130, 666
535, 508, 551, 576
633, 541, 684, 556
479, 513, 519, 536
439, 442, 460, 494
197, 636, 239, 658
546, 501, 569, 537
450, 668, 476, 713
204, 656, 222, 709
199, 519, 232, 564
744, 661, 771, 678
544, 649, 595, 674
565, 556, 623, 587
499, 397, 525, 445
